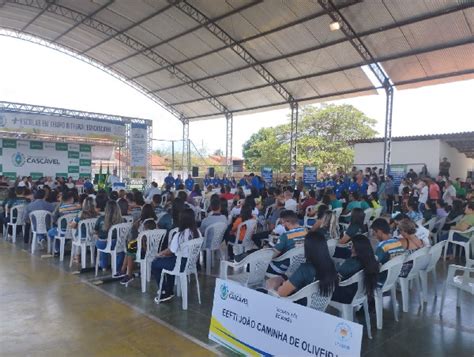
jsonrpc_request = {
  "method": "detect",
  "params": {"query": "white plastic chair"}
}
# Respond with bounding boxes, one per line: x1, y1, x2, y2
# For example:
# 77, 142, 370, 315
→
439, 258, 474, 315
363, 208, 373, 227
283, 281, 333, 311
29, 210, 52, 254
374, 255, 405, 330
332, 207, 343, 221
339, 211, 351, 231
266, 245, 305, 278
53, 214, 77, 260
95, 222, 132, 276
220, 248, 274, 288
193, 196, 203, 208
327, 239, 337, 258
303, 205, 317, 228
160, 195, 167, 207
136, 229, 167, 292
157, 237, 204, 310
419, 241, 446, 302
443, 227, 474, 261
69, 218, 98, 269
228, 219, 257, 256
122, 215, 134, 223
398, 247, 430, 312
202, 222, 227, 275
329, 270, 373, 339
6, 205, 26, 243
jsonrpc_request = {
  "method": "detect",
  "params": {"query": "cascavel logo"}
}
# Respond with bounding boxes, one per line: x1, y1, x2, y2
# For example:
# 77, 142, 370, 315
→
12, 152, 26, 167
335, 322, 352, 343
220, 283, 229, 300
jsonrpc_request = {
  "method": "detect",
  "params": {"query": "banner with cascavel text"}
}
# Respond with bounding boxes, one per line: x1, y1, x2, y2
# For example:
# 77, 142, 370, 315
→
130, 123, 148, 178
0, 138, 91, 180
209, 279, 362, 357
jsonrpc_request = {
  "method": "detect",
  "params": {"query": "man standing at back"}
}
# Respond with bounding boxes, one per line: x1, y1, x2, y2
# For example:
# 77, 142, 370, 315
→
439, 157, 451, 178
185, 174, 194, 192
164, 172, 175, 190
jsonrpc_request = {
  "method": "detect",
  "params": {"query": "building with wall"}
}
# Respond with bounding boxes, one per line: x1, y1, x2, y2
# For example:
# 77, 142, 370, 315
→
353, 132, 474, 179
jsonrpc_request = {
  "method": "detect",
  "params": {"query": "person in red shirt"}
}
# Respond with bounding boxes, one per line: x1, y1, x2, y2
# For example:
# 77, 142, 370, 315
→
299, 190, 317, 217
428, 178, 440, 201
220, 185, 234, 201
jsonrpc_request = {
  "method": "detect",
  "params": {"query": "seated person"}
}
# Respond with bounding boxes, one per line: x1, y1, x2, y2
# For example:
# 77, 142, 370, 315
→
225, 203, 255, 259
267, 210, 307, 276
334, 208, 366, 259
118, 208, 157, 284
266, 230, 338, 303
440, 201, 474, 259
331, 234, 379, 303
200, 197, 227, 248
407, 199, 423, 222
397, 219, 425, 277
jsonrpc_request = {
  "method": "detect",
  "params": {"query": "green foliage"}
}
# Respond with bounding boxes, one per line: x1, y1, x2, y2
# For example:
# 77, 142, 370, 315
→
242, 104, 377, 172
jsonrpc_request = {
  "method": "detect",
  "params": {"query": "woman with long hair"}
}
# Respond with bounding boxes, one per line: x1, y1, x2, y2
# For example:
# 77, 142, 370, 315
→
332, 234, 379, 303
70, 197, 99, 264
95, 200, 124, 272
152, 208, 200, 302
171, 198, 186, 227
335, 207, 367, 259
267, 230, 338, 300
118, 203, 157, 284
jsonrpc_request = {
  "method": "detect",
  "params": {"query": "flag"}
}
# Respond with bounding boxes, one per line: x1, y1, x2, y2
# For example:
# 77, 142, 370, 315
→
98, 161, 104, 189
105, 164, 110, 190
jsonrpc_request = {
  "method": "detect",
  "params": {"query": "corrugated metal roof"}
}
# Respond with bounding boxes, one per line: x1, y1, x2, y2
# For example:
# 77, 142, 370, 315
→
0, 0, 472, 122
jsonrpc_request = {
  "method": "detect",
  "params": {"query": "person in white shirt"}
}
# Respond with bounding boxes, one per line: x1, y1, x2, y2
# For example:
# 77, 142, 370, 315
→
145, 181, 161, 202
418, 181, 429, 212
367, 177, 378, 196
107, 169, 120, 187
442, 180, 456, 206
283, 191, 297, 212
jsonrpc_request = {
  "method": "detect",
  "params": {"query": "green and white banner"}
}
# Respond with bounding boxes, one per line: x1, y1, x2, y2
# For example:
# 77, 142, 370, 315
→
0, 138, 91, 180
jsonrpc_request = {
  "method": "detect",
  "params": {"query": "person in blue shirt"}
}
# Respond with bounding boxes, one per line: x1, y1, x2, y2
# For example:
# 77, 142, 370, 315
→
174, 174, 183, 189
184, 174, 194, 191
203, 174, 212, 188
238, 176, 247, 188
249, 173, 261, 191
230, 177, 237, 188
221, 174, 230, 187
164, 172, 174, 189
212, 175, 220, 187
83, 178, 93, 191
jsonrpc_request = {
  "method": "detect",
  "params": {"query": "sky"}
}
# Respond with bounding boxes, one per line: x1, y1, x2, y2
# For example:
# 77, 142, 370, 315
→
0, 35, 473, 158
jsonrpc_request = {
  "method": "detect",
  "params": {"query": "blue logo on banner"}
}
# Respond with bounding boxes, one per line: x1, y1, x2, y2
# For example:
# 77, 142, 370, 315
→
12, 152, 26, 167
335, 322, 352, 343
220, 284, 229, 300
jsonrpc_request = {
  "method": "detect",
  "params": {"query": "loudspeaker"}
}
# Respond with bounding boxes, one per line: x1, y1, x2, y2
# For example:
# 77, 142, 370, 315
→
208, 167, 215, 177
192, 166, 199, 177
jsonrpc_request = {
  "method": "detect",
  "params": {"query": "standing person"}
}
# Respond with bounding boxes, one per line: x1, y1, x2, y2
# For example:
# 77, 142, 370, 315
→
106, 169, 120, 188
184, 174, 194, 192
442, 180, 457, 206
174, 174, 183, 189
94, 200, 124, 272
418, 180, 429, 213
385, 175, 395, 214
152, 208, 200, 302
428, 178, 440, 201
439, 157, 451, 178
164, 172, 175, 190
378, 176, 387, 214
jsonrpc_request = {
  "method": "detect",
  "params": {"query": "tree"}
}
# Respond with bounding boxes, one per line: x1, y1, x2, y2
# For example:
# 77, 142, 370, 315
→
242, 104, 377, 172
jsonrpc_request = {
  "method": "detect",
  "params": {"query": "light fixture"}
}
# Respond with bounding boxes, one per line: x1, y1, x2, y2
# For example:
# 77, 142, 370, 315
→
329, 21, 341, 31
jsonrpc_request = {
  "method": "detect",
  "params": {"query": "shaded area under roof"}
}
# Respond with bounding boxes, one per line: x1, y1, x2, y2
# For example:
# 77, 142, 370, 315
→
0, 0, 472, 122
352, 131, 474, 159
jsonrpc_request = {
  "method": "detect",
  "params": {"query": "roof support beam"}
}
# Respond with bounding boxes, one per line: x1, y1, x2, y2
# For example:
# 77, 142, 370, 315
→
20, 0, 54, 32
289, 101, 299, 178
80, 3, 174, 55
131, 0, 361, 80
52, 0, 114, 42
149, 2, 471, 94
173, 0, 293, 102
107, 0, 263, 67
319, 0, 394, 174
6, 0, 228, 116
225, 112, 233, 176
167, 38, 472, 107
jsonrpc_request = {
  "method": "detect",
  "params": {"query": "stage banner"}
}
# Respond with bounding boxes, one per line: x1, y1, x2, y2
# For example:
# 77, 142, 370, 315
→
303, 166, 317, 186
261, 167, 273, 184
0, 138, 91, 180
0, 112, 126, 141
209, 278, 362, 357
388, 164, 407, 188
130, 123, 148, 178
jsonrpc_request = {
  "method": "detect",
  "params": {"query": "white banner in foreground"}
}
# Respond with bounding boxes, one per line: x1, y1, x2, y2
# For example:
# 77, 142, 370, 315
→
209, 279, 362, 357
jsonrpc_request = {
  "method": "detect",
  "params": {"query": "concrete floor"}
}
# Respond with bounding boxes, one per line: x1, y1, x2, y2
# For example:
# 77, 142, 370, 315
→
1, 237, 473, 357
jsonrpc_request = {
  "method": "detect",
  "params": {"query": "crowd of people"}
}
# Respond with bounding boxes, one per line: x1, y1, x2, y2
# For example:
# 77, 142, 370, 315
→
1, 165, 473, 307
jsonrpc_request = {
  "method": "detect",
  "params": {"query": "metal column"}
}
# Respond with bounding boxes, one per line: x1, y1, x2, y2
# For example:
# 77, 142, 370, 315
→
182, 118, 190, 174
382, 86, 394, 175
289, 101, 299, 178
225, 112, 233, 177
